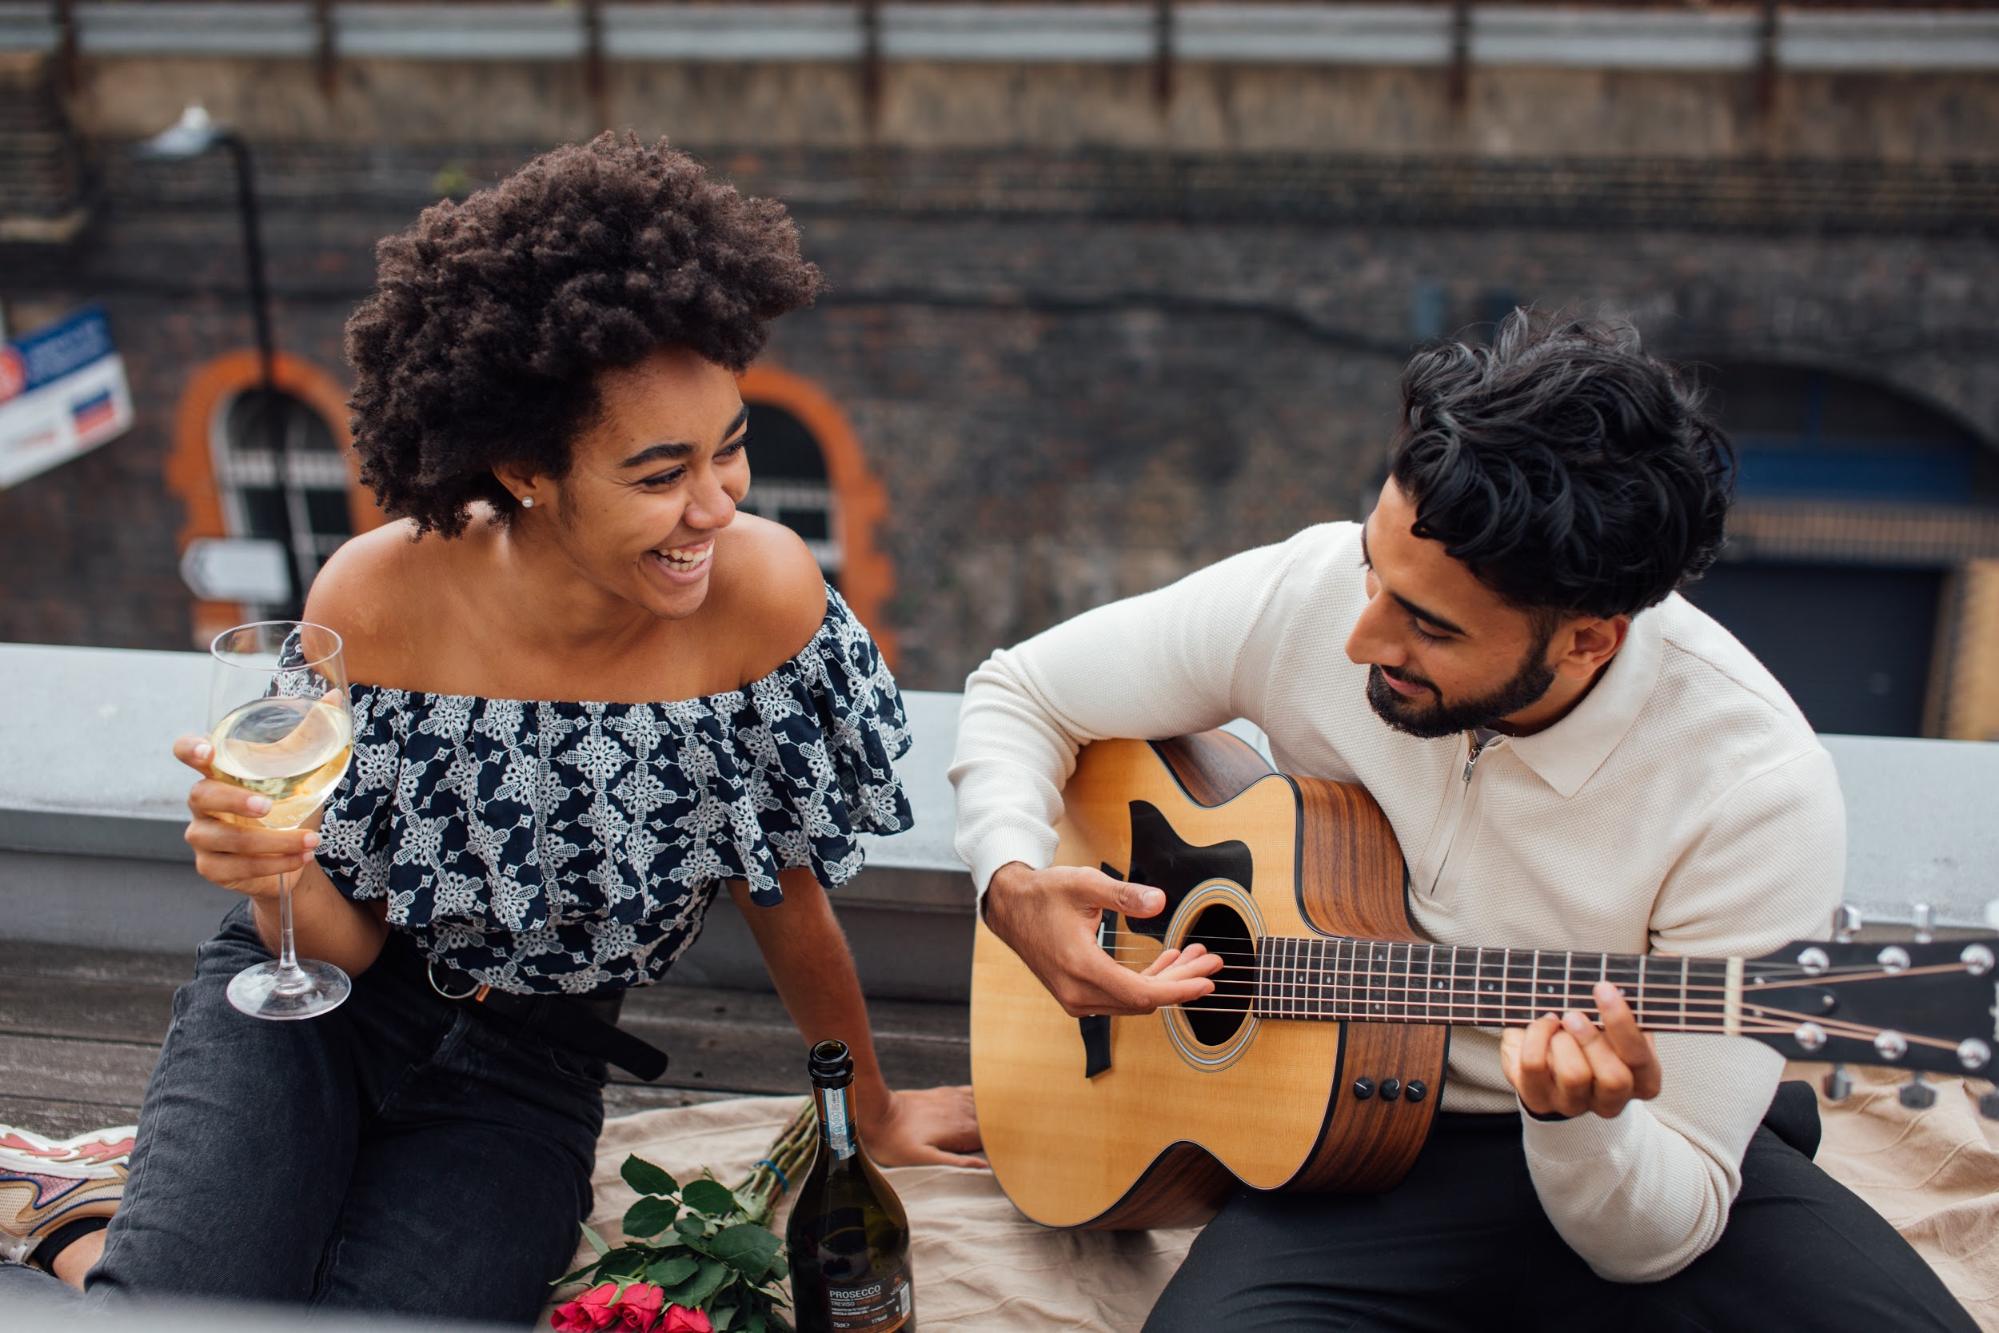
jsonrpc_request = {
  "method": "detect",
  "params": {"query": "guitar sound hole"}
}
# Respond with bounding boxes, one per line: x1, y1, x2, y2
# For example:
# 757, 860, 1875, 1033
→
1182, 904, 1257, 1047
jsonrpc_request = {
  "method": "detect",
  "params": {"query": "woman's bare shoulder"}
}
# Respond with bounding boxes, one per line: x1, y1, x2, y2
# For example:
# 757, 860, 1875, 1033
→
708, 515, 831, 682
303, 520, 463, 683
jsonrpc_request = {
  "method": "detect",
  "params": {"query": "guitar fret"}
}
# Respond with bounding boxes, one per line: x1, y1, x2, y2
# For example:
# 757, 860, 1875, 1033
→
1287, 939, 1303, 1023
1315, 937, 1328, 1019
1636, 954, 1647, 1025
1426, 943, 1438, 1024
1455, 943, 1471, 1031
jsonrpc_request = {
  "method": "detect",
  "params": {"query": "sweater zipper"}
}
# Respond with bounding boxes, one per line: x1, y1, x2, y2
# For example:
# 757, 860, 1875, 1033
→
1429, 732, 1495, 901
1462, 734, 1490, 783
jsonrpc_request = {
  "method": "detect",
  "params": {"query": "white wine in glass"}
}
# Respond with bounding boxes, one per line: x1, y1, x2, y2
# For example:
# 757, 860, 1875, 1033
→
207, 621, 355, 1020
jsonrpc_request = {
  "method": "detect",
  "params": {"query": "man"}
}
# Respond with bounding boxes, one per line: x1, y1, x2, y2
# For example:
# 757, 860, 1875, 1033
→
949, 312, 1970, 1329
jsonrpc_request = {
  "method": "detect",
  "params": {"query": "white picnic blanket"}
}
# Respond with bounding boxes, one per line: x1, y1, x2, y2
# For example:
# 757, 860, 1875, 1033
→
558, 1065, 1998, 1330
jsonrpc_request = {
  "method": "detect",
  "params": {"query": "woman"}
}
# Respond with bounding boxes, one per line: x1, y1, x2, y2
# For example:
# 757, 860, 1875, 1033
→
1, 133, 980, 1322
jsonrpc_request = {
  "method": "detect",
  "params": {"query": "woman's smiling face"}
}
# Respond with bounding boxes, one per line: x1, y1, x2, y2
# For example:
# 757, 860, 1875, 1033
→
515, 345, 752, 621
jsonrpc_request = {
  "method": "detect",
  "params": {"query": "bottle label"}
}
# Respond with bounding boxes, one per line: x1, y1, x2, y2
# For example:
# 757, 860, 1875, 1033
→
825, 1266, 913, 1332
820, 1086, 856, 1161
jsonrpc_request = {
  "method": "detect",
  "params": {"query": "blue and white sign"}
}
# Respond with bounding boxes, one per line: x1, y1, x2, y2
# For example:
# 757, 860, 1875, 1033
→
0, 305, 135, 489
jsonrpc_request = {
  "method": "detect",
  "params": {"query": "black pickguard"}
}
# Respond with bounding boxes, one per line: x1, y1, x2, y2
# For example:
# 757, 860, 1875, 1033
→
1116, 799, 1255, 941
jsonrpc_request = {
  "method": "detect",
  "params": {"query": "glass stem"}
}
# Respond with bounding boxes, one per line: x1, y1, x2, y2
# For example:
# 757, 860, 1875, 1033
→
273, 865, 307, 989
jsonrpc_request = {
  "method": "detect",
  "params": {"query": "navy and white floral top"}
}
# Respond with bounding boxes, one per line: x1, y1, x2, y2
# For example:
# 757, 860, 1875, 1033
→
315, 589, 912, 996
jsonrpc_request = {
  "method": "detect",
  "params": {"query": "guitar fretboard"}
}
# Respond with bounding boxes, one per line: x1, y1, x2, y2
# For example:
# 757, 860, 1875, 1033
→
1251, 937, 1739, 1031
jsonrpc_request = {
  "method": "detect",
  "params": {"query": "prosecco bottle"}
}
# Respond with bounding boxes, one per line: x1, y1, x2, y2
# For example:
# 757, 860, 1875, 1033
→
785, 1040, 915, 1333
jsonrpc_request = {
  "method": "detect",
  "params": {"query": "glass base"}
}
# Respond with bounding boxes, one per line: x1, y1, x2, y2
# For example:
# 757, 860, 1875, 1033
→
226, 959, 352, 1021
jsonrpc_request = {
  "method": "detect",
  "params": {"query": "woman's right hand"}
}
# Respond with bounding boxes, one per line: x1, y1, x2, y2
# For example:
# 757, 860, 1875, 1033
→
174, 734, 321, 902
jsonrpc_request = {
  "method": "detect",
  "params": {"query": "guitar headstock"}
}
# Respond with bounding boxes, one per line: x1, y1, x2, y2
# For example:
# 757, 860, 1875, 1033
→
1740, 905, 1997, 1116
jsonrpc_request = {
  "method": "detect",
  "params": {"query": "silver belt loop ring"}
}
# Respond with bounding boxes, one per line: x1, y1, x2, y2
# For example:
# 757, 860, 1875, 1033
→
426, 957, 481, 1001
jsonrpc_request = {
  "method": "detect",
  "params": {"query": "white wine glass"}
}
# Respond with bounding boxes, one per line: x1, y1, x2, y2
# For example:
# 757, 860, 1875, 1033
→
207, 621, 355, 1020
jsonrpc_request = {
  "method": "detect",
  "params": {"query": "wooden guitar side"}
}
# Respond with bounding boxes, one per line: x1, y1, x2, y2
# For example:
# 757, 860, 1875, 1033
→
971, 732, 1448, 1231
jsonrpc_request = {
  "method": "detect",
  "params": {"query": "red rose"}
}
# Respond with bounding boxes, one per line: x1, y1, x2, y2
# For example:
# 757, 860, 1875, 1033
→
551, 1282, 623, 1331
661, 1306, 713, 1333
616, 1282, 667, 1331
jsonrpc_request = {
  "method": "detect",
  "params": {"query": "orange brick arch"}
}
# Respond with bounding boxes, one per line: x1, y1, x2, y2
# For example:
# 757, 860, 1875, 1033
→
739, 364, 898, 666
166, 350, 382, 644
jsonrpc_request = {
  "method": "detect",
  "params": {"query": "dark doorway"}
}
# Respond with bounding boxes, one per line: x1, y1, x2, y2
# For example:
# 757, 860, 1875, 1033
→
1682, 563, 1943, 737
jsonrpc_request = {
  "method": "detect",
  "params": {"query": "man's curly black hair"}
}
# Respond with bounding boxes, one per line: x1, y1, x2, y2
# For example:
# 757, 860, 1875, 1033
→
1389, 310, 1736, 621
344, 133, 823, 537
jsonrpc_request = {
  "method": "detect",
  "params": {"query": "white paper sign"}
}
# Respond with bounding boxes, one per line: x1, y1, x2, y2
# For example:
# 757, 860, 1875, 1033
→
180, 537, 293, 604
0, 306, 134, 489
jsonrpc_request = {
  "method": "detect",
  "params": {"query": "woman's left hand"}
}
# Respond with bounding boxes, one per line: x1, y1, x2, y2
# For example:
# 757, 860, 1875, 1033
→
861, 1085, 985, 1169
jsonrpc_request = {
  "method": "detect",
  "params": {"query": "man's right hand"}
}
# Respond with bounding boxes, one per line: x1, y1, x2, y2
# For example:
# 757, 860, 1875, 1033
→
982, 861, 1224, 1017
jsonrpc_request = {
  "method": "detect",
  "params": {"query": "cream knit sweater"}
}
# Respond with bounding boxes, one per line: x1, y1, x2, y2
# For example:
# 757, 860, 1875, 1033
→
949, 521, 1844, 1282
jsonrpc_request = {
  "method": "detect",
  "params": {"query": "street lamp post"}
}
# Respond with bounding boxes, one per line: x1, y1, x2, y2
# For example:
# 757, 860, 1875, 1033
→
136, 105, 303, 615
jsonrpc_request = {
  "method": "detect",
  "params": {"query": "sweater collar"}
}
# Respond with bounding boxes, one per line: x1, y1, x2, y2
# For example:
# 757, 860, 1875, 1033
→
1500, 601, 1665, 799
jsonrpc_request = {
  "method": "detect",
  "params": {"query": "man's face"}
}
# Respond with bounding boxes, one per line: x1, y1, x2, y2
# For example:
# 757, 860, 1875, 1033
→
1345, 478, 1562, 739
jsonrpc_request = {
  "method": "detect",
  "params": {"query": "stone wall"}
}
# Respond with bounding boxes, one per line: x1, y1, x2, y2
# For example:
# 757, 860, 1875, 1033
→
2, 42, 1995, 709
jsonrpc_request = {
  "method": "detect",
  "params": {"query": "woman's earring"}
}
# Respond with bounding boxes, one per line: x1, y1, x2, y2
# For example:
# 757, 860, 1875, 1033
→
520, 496, 535, 509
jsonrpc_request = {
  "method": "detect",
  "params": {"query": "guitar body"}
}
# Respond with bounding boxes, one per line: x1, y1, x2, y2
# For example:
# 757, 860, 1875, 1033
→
971, 732, 1449, 1230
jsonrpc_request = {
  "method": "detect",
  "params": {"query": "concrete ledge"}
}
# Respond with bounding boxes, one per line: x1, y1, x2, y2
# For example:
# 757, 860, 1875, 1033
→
2, 642, 1994, 1000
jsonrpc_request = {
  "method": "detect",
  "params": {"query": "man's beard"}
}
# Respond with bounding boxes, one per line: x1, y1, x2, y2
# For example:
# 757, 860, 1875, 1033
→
1365, 639, 1558, 740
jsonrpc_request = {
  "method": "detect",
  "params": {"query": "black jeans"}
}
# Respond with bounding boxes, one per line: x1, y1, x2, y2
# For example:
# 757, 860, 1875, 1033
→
1144, 1084, 1974, 1332
0, 903, 604, 1324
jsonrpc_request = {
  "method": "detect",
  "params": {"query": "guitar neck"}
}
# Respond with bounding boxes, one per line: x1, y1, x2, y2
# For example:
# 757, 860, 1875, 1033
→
1253, 937, 1744, 1035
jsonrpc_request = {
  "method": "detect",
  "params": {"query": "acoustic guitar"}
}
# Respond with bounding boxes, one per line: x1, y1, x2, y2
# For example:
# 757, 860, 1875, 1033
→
970, 731, 1999, 1230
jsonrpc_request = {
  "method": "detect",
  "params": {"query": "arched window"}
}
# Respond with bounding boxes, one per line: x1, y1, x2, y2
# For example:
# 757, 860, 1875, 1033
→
168, 351, 381, 644
1683, 362, 1999, 737
1707, 363, 1998, 505
738, 366, 896, 665
212, 386, 356, 616
739, 401, 841, 582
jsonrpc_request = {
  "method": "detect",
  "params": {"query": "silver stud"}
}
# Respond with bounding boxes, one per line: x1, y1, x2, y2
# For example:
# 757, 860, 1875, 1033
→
1874, 1031, 1908, 1061
1794, 1021, 1828, 1052
520, 495, 535, 509
1798, 947, 1830, 976
1957, 1039, 1991, 1073
1964, 944, 1995, 977
1877, 946, 1910, 974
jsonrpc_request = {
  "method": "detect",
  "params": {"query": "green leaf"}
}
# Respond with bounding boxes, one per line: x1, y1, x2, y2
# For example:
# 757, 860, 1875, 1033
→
646, 1255, 699, 1288
675, 1214, 710, 1244
623, 1195, 679, 1239
682, 1258, 732, 1309
549, 1261, 601, 1290
711, 1224, 783, 1277
747, 1313, 767, 1333
711, 1304, 738, 1332
578, 1222, 609, 1258
622, 1155, 680, 1198
682, 1179, 738, 1217
597, 1246, 646, 1280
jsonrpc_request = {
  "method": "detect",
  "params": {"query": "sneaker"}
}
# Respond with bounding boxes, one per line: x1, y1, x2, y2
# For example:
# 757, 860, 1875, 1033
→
0, 1125, 136, 1266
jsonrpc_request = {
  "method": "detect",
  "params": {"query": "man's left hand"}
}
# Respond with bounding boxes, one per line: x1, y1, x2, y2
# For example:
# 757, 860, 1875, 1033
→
1500, 981, 1662, 1120
860, 1085, 986, 1169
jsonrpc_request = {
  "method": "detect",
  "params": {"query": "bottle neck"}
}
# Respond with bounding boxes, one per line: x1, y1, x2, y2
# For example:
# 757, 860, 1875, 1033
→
814, 1081, 858, 1162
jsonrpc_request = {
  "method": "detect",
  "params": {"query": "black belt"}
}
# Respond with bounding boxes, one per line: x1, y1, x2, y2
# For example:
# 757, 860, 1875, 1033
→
380, 934, 670, 1082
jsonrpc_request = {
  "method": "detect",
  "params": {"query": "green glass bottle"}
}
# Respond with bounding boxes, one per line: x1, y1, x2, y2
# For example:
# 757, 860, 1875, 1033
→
785, 1039, 915, 1333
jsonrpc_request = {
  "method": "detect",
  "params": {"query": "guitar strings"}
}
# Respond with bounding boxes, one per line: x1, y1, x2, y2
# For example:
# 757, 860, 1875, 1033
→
1098, 953, 1972, 994
1124, 991, 1965, 1052
1143, 1005, 1958, 1050
1089, 935, 1930, 980
1092, 940, 1962, 986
